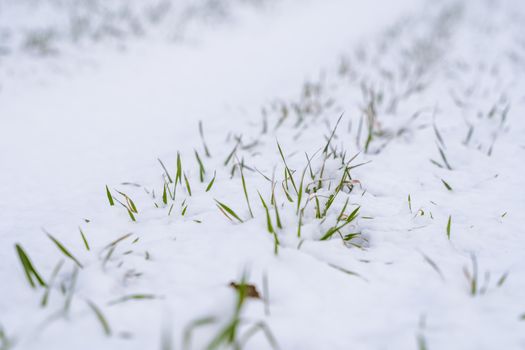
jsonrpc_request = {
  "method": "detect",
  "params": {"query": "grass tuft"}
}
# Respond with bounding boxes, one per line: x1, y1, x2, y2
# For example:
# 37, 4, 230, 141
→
321, 206, 360, 241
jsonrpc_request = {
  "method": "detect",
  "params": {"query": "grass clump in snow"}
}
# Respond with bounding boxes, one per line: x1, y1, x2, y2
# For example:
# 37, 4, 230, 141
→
183, 273, 279, 350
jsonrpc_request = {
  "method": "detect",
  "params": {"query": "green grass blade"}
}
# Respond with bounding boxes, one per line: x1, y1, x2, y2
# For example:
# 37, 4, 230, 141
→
321, 206, 360, 240
64, 266, 79, 313
199, 120, 211, 157
296, 168, 306, 215
223, 144, 238, 166
176, 152, 183, 185
79, 227, 90, 251
273, 203, 282, 230
127, 208, 136, 222
108, 294, 157, 305
323, 113, 343, 154
215, 200, 243, 223
240, 166, 254, 218
276, 142, 298, 194
183, 317, 217, 350
206, 171, 216, 192
158, 158, 173, 183
86, 300, 111, 336
46, 233, 84, 268
195, 150, 206, 182
184, 173, 192, 196
438, 147, 453, 170
15, 244, 46, 288
41, 260, 64, 307
258, 192, 274, 234
105, 185, 114, 206
446, 215, 452, 240
441, 179, 453, 191
162, 183, 168, 205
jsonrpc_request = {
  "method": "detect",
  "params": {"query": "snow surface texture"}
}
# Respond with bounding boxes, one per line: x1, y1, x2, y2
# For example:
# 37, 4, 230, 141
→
1, 0, 525, 349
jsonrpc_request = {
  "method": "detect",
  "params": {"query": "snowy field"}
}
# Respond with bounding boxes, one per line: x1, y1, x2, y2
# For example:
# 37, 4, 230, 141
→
1, 0, 525, 349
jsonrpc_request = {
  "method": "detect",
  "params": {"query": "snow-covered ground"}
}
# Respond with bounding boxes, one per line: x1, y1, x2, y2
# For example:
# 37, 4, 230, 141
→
1, 0, 525, 349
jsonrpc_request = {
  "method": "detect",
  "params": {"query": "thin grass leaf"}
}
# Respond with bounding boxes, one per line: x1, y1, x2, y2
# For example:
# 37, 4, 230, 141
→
103, 233, 133, 251
281, 183, 294, 202
64, 266, 79, 313
41, 260, 64, 307
337, 198, 350, 222
239, 322, 280, 350
240, 165, 254, 218
183, 317, 217, 350
176, 152, 182, 185
116, 190, 138, 213
158, 158, 173, 183
46, 233, 83, 269
199, 120, 211, 157
430, 159, 444, 168
195, 150, 206, 183
79, 227, 90, 251
102, 246, 116, 268
162, 183, 168, 205
441, 179, 453, 191
322, 193, 336, 218
127, 208, 136, 222
215, 200, 243, 223
296, 168, 306, 215
433, 123, 445, 149
273, 203, 282, 230
105, 185, 114, 206
328, 263, 364, 279
323, 113, 343, 154
438, 147, 453, 170
497, 272, 509, 287
206, 171, 216, 192
108, 294, 157, 305
276, 142, 298, 194
321, 206, 360, 240
314, 195, 322, 219
272, 232, 279, 255
15, 244, 46, 288
297, 209, 303, 238
126, 196, 138, 213
0, 323, 13, 350
446, 215, 452, 240
206, 273, 249, 349
421, 253, 445, 281
258, 192, 274, 234
223, 143, 238, 166
184, 173, 192, 196
86, 300, 111, 336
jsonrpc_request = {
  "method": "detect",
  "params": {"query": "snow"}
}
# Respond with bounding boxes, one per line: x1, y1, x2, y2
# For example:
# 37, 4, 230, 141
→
1, 0, 525, 349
